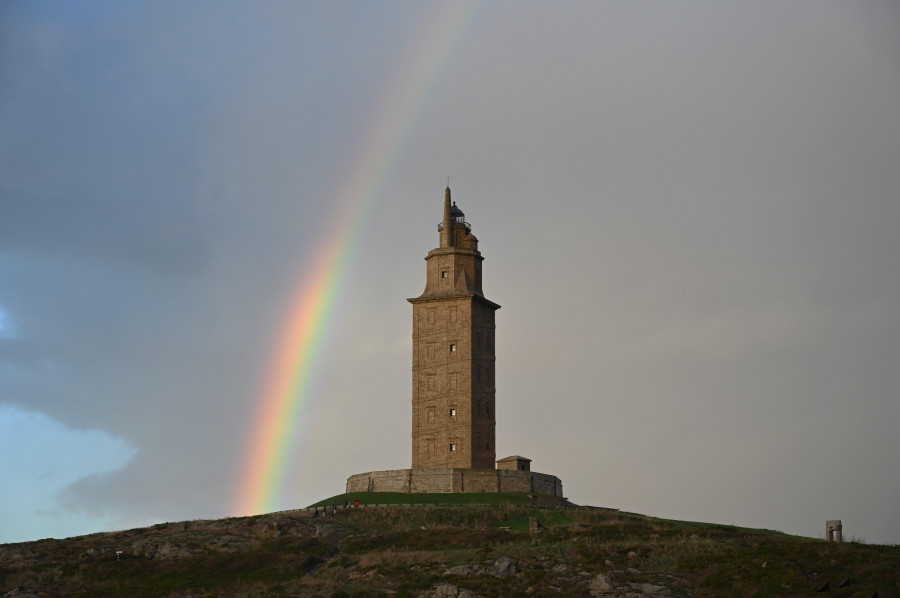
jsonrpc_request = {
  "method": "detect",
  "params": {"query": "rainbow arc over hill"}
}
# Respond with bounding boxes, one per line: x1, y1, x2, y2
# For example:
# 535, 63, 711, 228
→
234, 2, 481, 517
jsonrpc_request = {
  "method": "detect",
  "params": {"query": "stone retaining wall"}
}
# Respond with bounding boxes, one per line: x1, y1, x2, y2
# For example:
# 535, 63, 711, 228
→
345, 468, 563, 497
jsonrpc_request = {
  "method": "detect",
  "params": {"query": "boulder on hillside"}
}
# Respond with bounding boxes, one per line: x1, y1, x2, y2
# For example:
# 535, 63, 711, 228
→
635, 582, 672, 596
443, 564, 479, 576
590, 572, 616, 594
487, 557, 517, 578
426, 583, 482, 598
141, 542, 200, 560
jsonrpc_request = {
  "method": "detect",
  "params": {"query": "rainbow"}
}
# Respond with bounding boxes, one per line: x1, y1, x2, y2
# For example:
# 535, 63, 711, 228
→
234, 1, 481, 516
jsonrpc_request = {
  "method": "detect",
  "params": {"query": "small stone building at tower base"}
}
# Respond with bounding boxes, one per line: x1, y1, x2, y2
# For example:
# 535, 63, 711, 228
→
346, 467, 563, 497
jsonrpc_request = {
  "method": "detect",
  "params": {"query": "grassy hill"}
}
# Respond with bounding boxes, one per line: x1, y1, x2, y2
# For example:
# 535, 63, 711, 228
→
310, 491, 541, 509
1, 493, 897, 597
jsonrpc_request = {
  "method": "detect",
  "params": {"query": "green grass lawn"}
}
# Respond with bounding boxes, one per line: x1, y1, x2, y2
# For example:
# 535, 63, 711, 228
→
658, 517, 800, 538
308, 491, 536, 508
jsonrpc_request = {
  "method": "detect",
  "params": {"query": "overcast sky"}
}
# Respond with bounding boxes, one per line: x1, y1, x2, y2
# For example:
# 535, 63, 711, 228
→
2, 1, 899, 545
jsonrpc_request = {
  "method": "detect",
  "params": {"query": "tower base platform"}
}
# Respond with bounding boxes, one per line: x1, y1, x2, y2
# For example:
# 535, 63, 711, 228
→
346, 468, 563, 497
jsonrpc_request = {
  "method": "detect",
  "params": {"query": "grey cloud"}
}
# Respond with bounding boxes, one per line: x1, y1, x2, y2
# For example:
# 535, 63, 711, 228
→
2, 1, 899, 543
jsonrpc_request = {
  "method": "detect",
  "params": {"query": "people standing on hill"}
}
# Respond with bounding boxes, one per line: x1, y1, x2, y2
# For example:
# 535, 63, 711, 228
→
355, 497, 360, 507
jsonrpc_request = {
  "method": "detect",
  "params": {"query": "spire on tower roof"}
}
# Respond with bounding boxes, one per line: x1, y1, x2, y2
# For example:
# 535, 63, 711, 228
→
440, 185, 452, 247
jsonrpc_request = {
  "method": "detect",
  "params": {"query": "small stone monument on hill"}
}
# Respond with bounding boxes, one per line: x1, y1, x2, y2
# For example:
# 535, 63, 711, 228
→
346, 187, 564, 497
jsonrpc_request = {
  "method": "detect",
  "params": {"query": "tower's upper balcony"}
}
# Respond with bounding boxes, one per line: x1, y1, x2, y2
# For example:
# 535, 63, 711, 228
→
437, 202, 470, 232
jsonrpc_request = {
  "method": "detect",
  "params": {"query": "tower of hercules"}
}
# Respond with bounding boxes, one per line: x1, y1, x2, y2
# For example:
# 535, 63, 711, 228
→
408, 187, 500, 469
343, 186, 563, 498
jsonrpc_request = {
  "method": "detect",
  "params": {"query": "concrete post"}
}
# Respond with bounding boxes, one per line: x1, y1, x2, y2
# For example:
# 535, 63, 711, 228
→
826, 520, 842, 542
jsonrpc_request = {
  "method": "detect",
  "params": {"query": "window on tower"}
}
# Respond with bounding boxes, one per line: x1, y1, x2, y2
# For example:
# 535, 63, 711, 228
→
450, 408, 456, 417
441, 270, 448, 279
450, 443, 456, 452
450, 343, 456, 352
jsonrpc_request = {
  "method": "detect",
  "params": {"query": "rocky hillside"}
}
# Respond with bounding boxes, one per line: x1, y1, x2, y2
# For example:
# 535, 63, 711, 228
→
1, 494, 897, 597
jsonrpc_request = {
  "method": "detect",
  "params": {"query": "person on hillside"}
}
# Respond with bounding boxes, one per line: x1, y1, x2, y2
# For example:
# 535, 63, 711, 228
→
355, 497, 360, 507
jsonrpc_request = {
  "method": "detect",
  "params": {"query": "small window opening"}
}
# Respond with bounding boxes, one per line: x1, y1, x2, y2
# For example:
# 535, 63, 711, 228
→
450, 443, 456, 452
449, 343, 456, 352
450, 408, 456, 417
441, 271, 448, 279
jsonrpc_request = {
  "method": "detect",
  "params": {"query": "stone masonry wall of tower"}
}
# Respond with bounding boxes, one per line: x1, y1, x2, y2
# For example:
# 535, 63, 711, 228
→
408, 188, 500, 470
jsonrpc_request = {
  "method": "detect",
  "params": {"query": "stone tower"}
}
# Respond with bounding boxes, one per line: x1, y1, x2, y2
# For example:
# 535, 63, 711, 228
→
408, 187, 500, 470
345, 186, 563, 497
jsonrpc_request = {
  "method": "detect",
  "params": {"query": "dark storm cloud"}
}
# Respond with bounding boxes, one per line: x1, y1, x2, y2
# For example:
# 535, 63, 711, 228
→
2, 1, 899, 543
